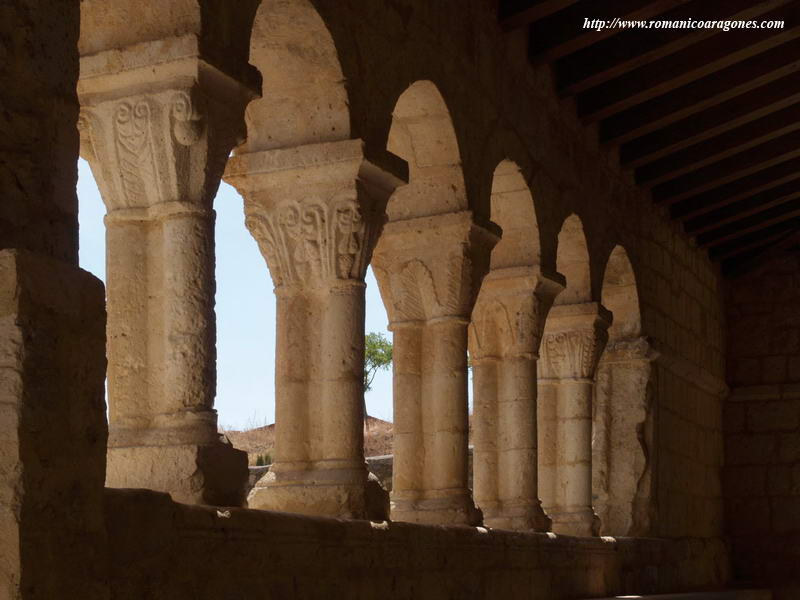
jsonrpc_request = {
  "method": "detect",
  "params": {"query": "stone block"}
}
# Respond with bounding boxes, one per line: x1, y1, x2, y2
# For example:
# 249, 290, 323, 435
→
748, 400, 800, 432
0, 249, 108, 599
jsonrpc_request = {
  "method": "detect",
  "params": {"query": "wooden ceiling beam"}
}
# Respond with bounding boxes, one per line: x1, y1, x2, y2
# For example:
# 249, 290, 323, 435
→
653, 131, 800, 204
599, 38, 800, 145
685, 187, 800, 235
619, 72, 800, 167
670, 158, 800, 221
528, 0, 688, 63
557, 0, 794, 95
698, 201, 800, 248
710, 218, 800, 260
635, 101, 800, 186
580, 16, 800, 122
499, 0, 579, 31
720, 228, 800, 273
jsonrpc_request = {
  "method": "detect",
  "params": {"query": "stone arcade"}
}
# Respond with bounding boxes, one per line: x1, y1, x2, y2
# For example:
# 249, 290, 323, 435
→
2, 0, 798, 599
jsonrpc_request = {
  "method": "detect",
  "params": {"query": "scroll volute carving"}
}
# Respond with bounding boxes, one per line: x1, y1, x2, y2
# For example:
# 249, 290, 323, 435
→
79, 87, 239, 213
246, 189, 384, 290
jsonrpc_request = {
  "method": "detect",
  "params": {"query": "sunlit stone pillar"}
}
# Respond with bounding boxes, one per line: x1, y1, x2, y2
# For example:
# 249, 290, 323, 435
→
372, 211, 498, 525
470, 267, 564, 531
538, 302, 611, 536
78, 42, 259, 506
225, 140, 406, 519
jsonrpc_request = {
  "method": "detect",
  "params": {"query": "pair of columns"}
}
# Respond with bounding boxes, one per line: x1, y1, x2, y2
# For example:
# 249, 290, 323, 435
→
225, 141, 498, 525
78, 39, 260, 505
470, 270, 612, 535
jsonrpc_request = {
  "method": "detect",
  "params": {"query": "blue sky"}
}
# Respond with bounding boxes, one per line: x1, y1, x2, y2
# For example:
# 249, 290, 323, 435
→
77, 159, 395, 430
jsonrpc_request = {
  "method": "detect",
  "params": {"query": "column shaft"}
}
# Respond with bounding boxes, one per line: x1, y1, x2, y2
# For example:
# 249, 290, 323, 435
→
497, 355, 538, 510
105, 218, 150, 427
160, 209, 216, 424
274, 291, 311, 469
556, 380, 594, 516
425, 318, 470, 497
320, 282, 366, 472
391, 323, 424, 506
472, 360, 499, 514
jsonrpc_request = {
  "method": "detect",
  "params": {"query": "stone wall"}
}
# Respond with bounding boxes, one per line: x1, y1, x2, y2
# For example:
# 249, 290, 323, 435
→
0, 0, 82, 265
105, 488, 729, 600
724, 253, 800, 600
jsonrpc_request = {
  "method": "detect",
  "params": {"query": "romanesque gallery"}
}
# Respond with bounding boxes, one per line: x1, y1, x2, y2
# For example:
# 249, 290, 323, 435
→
2, 0, 799, 598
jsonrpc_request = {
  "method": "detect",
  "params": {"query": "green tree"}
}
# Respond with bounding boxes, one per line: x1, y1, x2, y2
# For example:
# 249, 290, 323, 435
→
364, 332, 393, 392
363, 332, 392, 427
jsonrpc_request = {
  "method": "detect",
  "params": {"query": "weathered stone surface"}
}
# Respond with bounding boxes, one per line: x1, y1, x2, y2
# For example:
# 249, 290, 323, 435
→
0, 250, 108, 599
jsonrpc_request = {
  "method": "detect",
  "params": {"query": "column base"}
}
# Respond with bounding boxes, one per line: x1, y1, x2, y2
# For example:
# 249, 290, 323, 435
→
391, 490, 483, 526
549, 507, 600, 537
106, 437, 248, 507
248, 464, 388, 520
482, 500, 552, 532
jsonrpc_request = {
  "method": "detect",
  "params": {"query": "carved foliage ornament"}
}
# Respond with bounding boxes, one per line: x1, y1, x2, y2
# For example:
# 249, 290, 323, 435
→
471, 294, 542, 359
382, 252, 473, 322
79, 90, 206, 210
246, 192, 378, 288
540, 327, 608, 380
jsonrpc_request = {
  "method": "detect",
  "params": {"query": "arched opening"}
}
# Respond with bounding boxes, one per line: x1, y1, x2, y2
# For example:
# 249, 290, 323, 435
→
470, 159, 553, 531
537, 213, 608, 536
594, 245, 654, 536
370, 80, 480, 524
488, 160, 541, 270
385, 80, 467, 221
243, 0, 350, 153
554, 213, 591, 305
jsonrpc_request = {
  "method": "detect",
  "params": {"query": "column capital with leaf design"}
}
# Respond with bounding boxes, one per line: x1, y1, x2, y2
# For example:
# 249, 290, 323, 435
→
470, 266, 566, 363
371, 211, 501, 326
78, 34, 261, 214
539, 301, 612, 381
224, 139, 408, 291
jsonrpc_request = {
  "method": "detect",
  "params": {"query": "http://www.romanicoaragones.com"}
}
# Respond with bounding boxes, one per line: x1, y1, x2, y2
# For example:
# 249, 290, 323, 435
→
583, 17, 785, 32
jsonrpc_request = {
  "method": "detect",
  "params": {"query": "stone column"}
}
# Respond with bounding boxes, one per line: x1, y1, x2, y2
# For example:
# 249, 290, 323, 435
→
593, 336, 658, 536
224, 139, 406, 519
538, 302, 611, 536
470, 267, 564, 531
372, 211, 499, 525
78, 42, 259, 506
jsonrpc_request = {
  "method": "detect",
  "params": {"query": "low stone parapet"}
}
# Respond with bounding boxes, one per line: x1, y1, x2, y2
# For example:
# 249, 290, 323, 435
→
104, 488, 730, 598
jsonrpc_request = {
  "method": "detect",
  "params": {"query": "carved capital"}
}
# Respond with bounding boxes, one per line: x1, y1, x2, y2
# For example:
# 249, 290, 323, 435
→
539, 302, 612, 380
225, 140, 407, 290
371, 211, 500, 323
78, 37, 259, 214
80, 85, 246, 214
245, 193, 383, 288
470, 267, 565, 361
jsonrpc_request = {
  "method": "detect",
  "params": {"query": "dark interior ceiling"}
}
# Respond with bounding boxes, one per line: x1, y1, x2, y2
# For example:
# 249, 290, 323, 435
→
499, 0, 800, 276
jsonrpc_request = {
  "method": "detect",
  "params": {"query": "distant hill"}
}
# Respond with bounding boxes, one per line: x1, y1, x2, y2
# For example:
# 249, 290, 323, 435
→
223, 415, 395, 465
